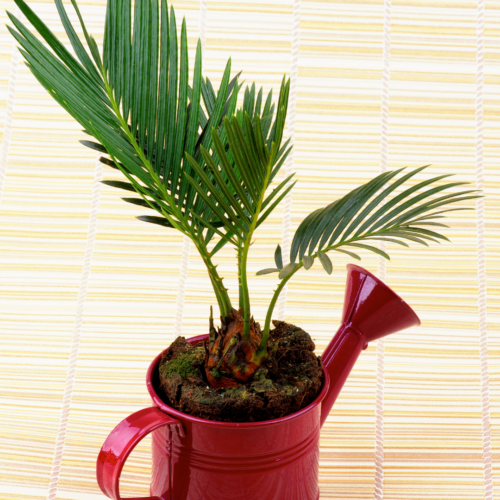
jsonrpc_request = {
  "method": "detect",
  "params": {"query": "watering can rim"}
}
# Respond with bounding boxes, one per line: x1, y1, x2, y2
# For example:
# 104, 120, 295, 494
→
346, 263, 421, 327
146, 336, 331, 428
146, 264, 421, 428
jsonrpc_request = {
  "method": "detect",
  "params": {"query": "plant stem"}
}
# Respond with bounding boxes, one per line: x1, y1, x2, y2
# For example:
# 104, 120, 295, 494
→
239, 200, 269, 339
237, 245, 244, 311
257, 228, 402, 357
255, 262, 303, 359
239, 241, 251, 340
209, 306, 216, 346
196, 240, 233, 319
99, 64, 234, 320
238, 144, 276, 340
99, 65, 182, 220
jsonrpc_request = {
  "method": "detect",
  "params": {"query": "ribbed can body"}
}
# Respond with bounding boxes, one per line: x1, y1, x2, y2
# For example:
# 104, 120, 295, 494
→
150, 408, 320, 500
147, 335, 325, 500
97, 265, 418, 500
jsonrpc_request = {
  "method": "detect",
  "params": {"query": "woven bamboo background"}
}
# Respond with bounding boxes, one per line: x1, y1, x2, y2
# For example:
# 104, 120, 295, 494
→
0, 0, 498, 498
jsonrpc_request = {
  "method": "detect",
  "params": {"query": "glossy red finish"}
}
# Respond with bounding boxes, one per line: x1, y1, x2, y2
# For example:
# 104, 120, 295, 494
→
319, 325, 365, 428
143, 335, 327, 500
320, 264, 421, 425
96, 406, 184, 499
96, 264, 420, 500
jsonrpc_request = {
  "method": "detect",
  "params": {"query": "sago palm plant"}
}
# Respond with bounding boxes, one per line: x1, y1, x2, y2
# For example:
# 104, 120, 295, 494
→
8, 0, 478, 389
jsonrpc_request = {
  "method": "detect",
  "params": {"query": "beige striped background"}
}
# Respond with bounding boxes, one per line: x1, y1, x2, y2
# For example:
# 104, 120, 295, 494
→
0, 0, 498, 498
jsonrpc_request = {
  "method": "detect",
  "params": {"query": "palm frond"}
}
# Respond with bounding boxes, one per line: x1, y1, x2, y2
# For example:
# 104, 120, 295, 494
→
287, 167, 479, 273
9, 0, 239, 250
183, 77, 293, 246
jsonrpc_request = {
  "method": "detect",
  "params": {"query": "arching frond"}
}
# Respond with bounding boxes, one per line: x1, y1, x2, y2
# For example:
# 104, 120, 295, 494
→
288, 166, 478, 271
8, 0, 238, 250
183, 77, 295, 245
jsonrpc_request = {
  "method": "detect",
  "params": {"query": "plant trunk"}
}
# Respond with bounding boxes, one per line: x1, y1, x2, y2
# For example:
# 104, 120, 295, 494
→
205, 308, 264, 388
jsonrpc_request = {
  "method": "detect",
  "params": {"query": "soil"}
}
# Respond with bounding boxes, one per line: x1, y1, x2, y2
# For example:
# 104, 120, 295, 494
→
157, 320, 324, 422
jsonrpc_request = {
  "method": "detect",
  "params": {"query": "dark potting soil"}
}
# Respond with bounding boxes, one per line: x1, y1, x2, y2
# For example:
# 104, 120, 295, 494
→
158, 321, 323, 422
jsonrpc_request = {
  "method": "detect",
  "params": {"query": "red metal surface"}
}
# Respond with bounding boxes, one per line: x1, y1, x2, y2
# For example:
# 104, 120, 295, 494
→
96, 264, 421, 500
96, 406, 183, 500
319, 264, 421, 425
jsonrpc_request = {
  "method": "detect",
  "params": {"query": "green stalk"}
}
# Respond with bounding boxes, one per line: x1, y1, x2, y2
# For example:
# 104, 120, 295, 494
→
239, 239, 252, 340
99, 63, 234, 320
239, 165, 272, 341
99, 63, 183, 220
195, 239, 233, 319
254, 262, 303, 360
237, 245, 244, 311
257, 225, 417, 359
209, 306, 216, 346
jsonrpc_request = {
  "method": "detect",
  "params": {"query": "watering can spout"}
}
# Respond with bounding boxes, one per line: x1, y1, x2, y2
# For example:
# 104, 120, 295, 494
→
319, 264, 420, 427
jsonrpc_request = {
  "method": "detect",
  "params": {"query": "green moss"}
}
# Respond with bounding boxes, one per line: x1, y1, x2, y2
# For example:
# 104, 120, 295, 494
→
251, 378, 275, 394
161, 352, 200, 380
253, 367, 268, 381
223, 386, 250, 400
235, 387, 250, 400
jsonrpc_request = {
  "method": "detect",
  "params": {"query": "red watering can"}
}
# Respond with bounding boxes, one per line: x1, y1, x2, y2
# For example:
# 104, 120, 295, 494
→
96, 264, 420, 500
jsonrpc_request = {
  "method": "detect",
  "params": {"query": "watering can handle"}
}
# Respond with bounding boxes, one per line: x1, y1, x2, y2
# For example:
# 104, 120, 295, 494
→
96, 406, 184, 500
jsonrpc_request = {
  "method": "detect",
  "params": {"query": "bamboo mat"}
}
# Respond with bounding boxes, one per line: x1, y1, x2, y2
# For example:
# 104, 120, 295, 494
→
0, 0, 498, 498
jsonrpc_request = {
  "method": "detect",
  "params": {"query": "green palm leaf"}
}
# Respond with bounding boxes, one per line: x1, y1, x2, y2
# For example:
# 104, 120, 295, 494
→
9, 0, 239, 249
289, 167, 479, 272
8, 0, 481, 365
183, 77, 293, 245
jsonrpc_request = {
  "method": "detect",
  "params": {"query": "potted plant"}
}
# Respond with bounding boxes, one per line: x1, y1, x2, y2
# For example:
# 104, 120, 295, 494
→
7, 0, 478, 498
